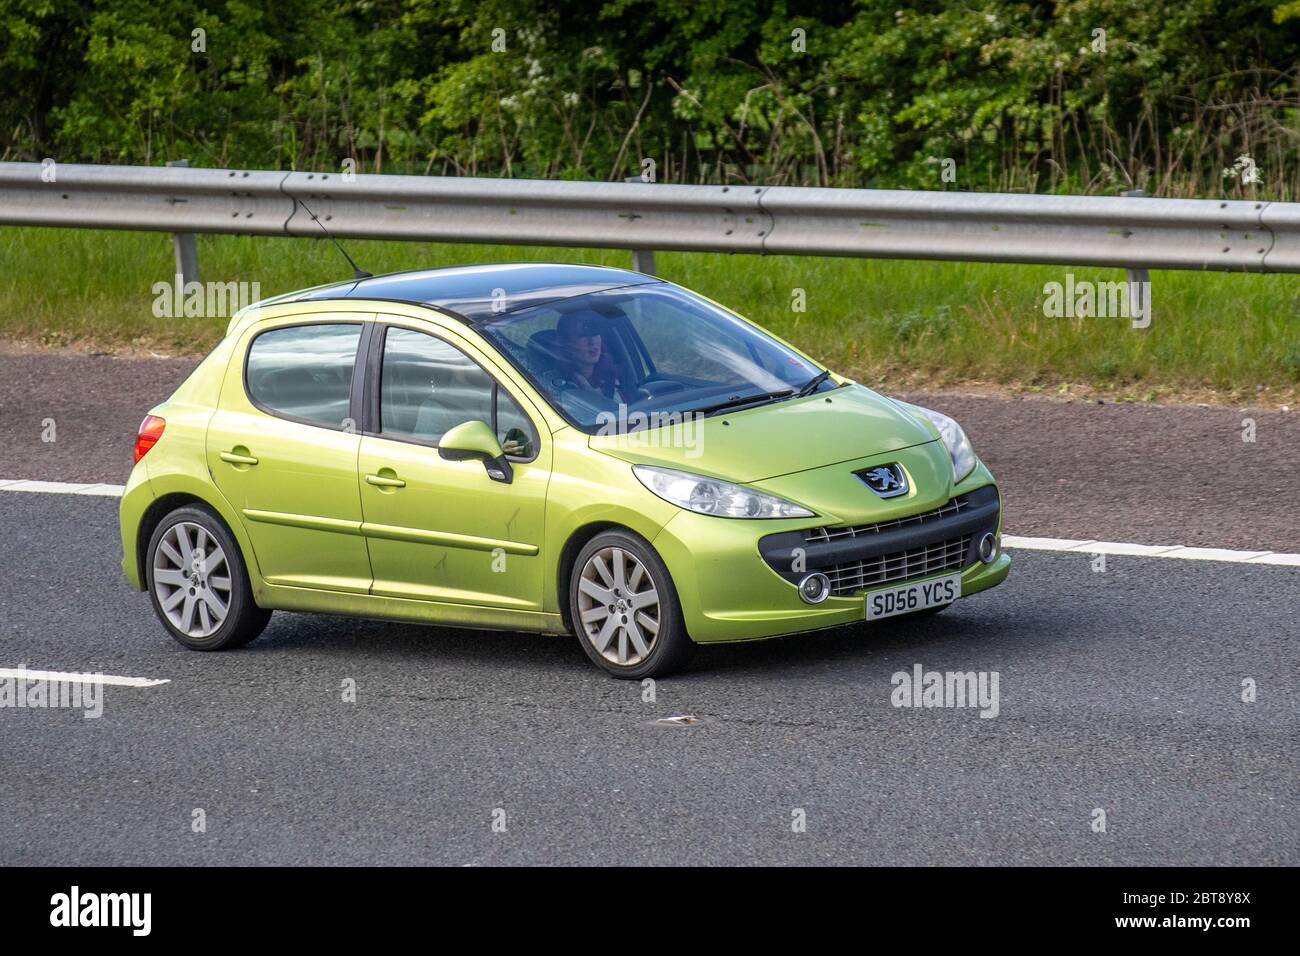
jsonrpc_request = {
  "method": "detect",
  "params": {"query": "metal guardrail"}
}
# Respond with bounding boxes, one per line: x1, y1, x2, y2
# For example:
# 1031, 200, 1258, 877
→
1, 162, 1297, 279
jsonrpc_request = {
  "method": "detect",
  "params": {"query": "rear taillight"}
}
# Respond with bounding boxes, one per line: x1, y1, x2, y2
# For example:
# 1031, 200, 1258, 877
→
134, 415, 166, 463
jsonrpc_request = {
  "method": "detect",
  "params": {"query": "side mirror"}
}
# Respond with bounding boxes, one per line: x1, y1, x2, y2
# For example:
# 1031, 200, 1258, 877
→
438, 420, 513, 483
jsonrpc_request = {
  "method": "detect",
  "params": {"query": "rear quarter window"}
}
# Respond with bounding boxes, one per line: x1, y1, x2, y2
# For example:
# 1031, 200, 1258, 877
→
245, 323, 362, 429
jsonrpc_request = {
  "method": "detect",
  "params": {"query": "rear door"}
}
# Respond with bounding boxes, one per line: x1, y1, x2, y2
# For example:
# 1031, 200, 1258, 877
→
356, 320, 551, 610
207, 316, 374, 592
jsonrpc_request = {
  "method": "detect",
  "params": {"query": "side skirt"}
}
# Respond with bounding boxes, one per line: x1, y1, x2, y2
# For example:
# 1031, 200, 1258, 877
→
255, 581, 567, 635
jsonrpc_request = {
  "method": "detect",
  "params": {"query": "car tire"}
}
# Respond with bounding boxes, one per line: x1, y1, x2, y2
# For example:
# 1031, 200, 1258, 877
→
569, 530, 694, 679
145, 504, 271, 651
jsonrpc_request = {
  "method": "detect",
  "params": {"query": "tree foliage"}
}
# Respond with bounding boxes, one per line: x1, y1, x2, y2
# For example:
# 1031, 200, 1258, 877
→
2, 0, 1297, 196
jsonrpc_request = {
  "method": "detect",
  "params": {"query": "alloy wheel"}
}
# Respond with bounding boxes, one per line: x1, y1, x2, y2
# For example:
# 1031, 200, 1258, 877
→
152, 521, 232, 638
576, 546, 661, 666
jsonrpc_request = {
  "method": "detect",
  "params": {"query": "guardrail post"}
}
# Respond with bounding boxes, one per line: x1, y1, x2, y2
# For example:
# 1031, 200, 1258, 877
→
630, 249, 656, 275
167, 159, 200, 287
1122, 189, 1150, 325
624, 176, 657, 275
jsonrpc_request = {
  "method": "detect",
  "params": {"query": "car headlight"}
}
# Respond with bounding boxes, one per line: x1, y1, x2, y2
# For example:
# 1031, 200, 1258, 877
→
911, 406, 977, 483
632, 465, 814, 518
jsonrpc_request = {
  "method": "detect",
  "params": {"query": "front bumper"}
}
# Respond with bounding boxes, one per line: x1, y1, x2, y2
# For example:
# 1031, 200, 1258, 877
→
652, 472, 1010, 644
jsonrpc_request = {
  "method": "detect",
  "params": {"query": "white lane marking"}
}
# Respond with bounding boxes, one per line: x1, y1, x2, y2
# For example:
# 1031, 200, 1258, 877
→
0, 668, 169, 688
0, 479, 125, 496
1002, 536, 1299, 566
1, 479, 1297, 567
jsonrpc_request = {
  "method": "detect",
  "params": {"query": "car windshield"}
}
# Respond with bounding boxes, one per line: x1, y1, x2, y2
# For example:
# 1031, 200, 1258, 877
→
477, 283, 829, 433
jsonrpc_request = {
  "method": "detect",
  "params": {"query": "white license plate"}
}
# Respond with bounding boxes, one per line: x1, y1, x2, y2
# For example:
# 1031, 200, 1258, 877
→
864, 573, 961, 621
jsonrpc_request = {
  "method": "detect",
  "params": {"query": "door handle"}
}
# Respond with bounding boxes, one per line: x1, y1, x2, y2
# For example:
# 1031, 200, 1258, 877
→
365, 473, 406, 488
220, 450, 259, 466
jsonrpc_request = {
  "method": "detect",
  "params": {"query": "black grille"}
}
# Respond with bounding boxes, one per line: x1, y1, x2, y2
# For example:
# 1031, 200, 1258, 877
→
805, 494, 973, 597
820, 534, 971, 597
804, 494, 970, 544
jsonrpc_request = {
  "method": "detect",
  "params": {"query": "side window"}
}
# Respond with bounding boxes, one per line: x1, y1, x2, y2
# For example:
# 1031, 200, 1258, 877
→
380, 327, 536, 457
246, 323, 362, 429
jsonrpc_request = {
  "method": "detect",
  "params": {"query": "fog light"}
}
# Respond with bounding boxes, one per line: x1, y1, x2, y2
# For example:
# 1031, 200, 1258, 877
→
798, 572, 831, 604
978, 532, 997, 564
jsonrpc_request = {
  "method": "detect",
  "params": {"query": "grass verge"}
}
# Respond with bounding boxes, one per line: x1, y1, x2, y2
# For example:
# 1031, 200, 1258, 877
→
2, 226, 1296, 405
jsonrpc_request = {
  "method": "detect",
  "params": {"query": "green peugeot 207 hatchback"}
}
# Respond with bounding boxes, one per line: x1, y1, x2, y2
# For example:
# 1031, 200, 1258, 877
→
120, 263, 1009, 677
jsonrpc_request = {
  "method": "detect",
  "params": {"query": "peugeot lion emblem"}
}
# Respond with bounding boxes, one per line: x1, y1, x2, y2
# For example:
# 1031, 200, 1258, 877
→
857, 463, 908, 498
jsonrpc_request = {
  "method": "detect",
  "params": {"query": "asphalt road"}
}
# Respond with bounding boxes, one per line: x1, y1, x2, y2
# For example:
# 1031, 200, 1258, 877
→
1, 492, 1295, 865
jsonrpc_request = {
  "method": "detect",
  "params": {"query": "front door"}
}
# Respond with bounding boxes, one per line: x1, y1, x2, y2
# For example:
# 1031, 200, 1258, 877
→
357, 323, 550, 610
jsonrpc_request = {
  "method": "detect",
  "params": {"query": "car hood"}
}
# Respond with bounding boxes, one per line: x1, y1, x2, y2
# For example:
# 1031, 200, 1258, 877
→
588, 383, 936, 483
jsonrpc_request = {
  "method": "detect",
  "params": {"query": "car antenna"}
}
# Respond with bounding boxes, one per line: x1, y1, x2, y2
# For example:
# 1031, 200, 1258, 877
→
294, 196, 372, 279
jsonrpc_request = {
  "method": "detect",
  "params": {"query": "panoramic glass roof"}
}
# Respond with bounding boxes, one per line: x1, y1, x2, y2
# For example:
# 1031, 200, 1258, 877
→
293, 263, 660, 322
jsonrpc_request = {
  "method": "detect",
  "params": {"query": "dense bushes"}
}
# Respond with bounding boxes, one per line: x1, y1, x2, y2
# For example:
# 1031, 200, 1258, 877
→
2, 0, 1297, 197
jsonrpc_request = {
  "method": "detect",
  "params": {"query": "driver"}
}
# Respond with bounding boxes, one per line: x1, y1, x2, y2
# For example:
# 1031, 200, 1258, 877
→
549, 310, 629, 400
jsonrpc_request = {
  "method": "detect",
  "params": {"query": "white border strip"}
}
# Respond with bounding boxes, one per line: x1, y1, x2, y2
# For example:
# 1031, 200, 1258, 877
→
2, 478, 1297, 567
1002, 535, 1300, 567
0, 668, 169, 688
0, 479, 125, 496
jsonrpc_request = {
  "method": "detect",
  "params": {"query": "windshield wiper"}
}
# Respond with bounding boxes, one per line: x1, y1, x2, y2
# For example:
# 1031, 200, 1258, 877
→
795, 369, 832, 398
687, 388, 795, 416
